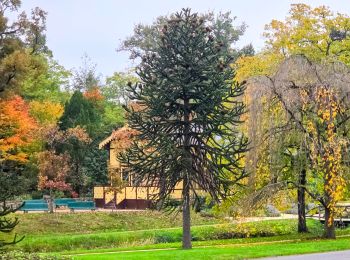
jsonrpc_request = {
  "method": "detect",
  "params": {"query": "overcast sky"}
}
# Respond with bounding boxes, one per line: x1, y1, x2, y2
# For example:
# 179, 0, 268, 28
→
19, 0, 350, 78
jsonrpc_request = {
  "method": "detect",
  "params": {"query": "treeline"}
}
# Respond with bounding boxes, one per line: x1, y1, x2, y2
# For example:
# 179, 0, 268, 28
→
0, 1, 134, 202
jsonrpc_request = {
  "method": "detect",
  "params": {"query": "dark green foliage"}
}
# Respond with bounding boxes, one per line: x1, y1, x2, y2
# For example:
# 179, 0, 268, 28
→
0, 161, 25, 248
58, 91, 124, 193
122, 7, 248, 207
59, 91, 101, 136
121, 8, 249, 249
120, 10, 253, 61
192, 195, 215, 213
30, 190, 45, 200
0, 204, 24, 248
58, 91, 101, 194
64, 136, 89, 194
82, 141, 109, 187
0, 159, 28, 204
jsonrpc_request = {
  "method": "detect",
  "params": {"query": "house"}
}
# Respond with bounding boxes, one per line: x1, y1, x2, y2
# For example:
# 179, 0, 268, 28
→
94, 126, 183, 209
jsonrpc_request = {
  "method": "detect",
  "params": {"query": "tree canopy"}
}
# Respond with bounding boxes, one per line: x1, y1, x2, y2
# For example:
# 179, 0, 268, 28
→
121, 8, 248, 249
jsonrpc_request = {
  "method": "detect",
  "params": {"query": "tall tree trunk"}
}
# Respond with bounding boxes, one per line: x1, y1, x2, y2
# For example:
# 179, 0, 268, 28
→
297, 168, 307, 233
324, 205, 335, 239
323, 168, 336, 239
182, 177, 192, 249
182, 97, 192, 249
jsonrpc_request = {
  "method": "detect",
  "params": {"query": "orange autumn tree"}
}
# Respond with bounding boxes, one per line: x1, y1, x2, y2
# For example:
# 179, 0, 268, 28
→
83, 86, 104, 103
0, 96, 37, 162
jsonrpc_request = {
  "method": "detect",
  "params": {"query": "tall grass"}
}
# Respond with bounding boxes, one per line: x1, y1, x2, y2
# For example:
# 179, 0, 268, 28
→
9, 219, 324, 253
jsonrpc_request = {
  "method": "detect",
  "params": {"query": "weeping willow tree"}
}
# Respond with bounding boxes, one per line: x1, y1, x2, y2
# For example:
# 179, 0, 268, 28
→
249, 55, 350, 238
244, 73, 309, 233
120, 8, 248, 249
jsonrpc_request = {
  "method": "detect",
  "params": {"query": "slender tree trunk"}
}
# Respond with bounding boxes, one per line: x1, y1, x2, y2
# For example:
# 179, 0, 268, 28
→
182, 177, 192, 249
182, 97, 192, 249
324, 205, 335, 239
323, 167, 336, 239
297, 169, 307, 233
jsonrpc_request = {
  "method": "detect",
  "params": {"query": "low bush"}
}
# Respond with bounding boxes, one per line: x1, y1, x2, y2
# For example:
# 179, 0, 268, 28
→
154, 232, 181, 243
0, 250, 68, 260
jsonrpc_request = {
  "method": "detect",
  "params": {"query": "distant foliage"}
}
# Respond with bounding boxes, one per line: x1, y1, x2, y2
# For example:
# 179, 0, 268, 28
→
264, 4, 350, 63
29, 100, 64, 125
59, 91, 102, 136
0, 0, 48, 95
38, 126, 91, 195
71, 54, 100, 91
37, 150, 71, 191
103, 72, 137, 105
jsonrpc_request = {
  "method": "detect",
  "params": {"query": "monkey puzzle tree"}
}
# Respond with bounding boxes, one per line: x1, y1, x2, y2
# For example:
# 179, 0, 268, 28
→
0, 158, 25, 247
121, 8, 248, 249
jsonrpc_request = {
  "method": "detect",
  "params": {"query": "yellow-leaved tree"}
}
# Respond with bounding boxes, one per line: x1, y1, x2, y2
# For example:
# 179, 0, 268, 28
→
29, 100, 64, 125
235, 4, 350, 237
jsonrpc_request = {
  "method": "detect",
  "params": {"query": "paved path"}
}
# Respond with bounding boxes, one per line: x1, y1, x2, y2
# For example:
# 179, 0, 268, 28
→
261, 250, 350, 259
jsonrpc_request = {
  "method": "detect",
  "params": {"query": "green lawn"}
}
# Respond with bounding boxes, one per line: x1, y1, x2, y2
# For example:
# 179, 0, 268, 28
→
12, 210, 220, 235
8, 218, 325, 253
5, 211, 350, 259
70, 237, 350, 260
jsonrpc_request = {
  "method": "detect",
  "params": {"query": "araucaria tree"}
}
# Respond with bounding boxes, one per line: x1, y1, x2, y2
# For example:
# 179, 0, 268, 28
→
121, 8, 248, 249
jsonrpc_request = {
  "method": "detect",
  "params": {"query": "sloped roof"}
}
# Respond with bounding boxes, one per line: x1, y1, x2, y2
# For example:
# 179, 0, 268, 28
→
98, 126, 138, 150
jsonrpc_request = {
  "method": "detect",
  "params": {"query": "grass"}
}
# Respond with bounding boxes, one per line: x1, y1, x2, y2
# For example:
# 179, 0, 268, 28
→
5, 211, 350, 258
4, 210, 221, 252
7, 218, 327, 253
11, 210, 220, 235
70, 236, 350, 259
61, 232, 320, 255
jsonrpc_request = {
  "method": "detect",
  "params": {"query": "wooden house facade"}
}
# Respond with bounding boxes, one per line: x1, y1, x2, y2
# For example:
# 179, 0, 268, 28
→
94, 126, 183, 209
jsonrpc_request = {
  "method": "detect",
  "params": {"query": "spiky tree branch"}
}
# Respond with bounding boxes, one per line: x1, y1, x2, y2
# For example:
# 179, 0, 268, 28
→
120, 8, 248, 249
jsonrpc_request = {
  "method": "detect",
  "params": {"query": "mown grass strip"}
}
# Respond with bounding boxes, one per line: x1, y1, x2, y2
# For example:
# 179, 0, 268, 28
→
11, 211, 221, 236
70, 236, 350, 260
12, 219, 323, 253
